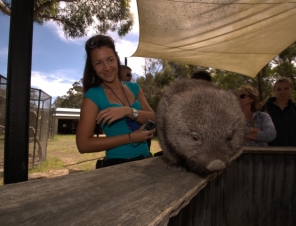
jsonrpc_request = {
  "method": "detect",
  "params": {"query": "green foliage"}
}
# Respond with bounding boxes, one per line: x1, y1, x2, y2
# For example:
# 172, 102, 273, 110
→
53, 79, 83, 108
1, 0, 134, 38
271, 41, 296, 88
166, 61, 196, 80
211, 70, 258, 90
137, 73, 162, 112
53, 43, 296, 110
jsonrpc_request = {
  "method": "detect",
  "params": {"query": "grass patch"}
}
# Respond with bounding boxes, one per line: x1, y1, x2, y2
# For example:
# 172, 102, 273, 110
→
0, 134, 162, 184
38, 134, 105, 176
29, 157, 65, 174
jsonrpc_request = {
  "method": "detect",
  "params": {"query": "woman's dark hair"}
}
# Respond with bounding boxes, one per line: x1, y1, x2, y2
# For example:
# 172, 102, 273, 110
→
191, 70, 212, 82
83, 35, 121, 93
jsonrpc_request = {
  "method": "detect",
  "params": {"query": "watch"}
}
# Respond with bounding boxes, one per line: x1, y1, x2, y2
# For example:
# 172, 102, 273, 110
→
131, 108, 138, 120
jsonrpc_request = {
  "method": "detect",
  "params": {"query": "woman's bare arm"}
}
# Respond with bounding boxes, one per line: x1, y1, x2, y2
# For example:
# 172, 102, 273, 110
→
76, 98, 154, 153
76, 98, 130, 153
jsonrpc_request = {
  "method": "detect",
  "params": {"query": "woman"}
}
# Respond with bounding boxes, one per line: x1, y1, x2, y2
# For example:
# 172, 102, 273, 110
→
262, 77, 296, 146
76, 35, 156, 168
237, 86, 276, 146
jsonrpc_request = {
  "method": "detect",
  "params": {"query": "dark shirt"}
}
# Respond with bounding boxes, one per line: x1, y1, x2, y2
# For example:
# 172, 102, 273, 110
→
262, 97, 296, 146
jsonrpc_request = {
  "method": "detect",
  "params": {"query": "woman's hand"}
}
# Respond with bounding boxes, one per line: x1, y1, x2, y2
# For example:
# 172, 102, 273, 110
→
96, 106, 131, 125
129, 124, 155, 143
249, 127, 261, 133
245, 127, 261, 141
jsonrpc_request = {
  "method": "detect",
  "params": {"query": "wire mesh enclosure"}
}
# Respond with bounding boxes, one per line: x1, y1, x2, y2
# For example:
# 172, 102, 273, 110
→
0, 75, 52, 178
29, 87, 52, 166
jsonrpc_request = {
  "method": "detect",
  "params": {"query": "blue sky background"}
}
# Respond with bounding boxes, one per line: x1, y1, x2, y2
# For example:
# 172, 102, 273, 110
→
0, 0, 145, 102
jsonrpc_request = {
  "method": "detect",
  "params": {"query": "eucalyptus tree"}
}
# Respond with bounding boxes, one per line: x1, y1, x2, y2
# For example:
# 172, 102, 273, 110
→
211, 70, 257, 91
53, 80, 83, 108
271, 41, 296, 86
0, 0, 134, 38
166, 61, 197, 80
136, 73, 160, 112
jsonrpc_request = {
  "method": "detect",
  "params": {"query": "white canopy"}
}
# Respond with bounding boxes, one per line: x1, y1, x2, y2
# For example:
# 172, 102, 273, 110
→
132, 0, 296, 78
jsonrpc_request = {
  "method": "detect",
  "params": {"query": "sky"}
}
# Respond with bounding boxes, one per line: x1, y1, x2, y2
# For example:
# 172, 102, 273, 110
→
0, 0, 145, 103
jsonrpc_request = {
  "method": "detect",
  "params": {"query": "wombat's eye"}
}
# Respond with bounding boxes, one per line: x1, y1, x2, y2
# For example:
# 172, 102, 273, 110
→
191, 132, 202, 145
192, 136, 202, 145
226, 136, 232, 142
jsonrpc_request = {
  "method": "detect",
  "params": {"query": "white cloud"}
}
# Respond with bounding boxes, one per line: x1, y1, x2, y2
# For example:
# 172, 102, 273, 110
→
44, 21, 85, 45
0, 47, 8, 76
31, 70, 77, 100
115, 37, 145, 77
117, 0, 145, 77
0, 47, 8, 58
31, 0, 146, 102
43, 0, 145, 77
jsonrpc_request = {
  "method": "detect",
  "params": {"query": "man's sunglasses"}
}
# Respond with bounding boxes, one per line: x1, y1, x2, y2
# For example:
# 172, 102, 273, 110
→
239, 94, 250, 99
125, 73, 132, 77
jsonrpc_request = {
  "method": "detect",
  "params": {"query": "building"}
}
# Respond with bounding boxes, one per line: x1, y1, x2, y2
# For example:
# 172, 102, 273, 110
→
52, 108, 80, 134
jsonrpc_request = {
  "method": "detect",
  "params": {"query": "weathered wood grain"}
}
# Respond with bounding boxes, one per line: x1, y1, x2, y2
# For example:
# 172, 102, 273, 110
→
2, 147, 294, 226
0, 157, 213, 226
243, 146, 296, 154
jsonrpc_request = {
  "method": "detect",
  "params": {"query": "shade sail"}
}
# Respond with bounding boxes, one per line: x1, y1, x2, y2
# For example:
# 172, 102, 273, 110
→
132, 0, 296, 78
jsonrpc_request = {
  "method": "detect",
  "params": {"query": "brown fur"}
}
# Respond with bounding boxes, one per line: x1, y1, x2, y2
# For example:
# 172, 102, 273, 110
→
156, 79, 245, 175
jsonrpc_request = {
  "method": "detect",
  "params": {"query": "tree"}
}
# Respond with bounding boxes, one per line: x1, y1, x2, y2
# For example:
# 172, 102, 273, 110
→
271, 41, 296, 88
166, 61, 197, 80
0, 0, 134, 38
53, 79, 83, 108
141, 58, 162, 77
138, 59, 200, 111
211, 69, 257, 90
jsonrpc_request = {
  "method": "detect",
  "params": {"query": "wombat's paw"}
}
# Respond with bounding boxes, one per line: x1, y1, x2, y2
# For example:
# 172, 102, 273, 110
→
208, 172, 219, 181
167, 164, 187, 172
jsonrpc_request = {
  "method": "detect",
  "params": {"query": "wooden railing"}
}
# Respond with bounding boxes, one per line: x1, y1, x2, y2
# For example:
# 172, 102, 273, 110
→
0, 147, 295, 226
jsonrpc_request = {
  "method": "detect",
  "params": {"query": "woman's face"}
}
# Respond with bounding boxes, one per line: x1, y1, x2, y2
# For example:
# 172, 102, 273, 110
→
237, 90, 253, 108
273, 81, 292, 101
90, 46, 118, 82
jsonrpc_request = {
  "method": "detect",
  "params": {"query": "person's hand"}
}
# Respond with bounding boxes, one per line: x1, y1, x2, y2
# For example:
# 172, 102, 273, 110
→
249, 127, 261, 133
245, 127, 261, 141
96, 106, 130, 125
129, 124, 155, 143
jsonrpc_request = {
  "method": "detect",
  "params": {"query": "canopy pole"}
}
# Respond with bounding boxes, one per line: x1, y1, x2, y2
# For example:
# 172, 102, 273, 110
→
257, 69, 263, 102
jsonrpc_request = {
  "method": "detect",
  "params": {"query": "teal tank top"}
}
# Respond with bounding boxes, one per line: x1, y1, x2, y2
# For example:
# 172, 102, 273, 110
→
84, 82, 149, 159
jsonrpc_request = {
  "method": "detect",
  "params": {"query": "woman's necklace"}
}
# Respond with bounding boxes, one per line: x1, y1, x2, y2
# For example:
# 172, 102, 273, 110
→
103, 82, 131, 106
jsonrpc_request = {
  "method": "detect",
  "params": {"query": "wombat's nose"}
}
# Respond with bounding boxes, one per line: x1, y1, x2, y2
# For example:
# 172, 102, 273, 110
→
206, 160, 226, 172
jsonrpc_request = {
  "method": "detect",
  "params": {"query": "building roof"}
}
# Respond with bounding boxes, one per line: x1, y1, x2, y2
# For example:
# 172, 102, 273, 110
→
55, 108, 80, 113
53, 108, 80, 119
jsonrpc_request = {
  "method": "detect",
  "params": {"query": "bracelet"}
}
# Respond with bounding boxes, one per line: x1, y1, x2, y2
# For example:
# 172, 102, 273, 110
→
128, 132, 140, 147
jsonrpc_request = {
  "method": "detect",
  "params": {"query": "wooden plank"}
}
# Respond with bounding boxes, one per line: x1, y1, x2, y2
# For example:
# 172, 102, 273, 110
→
0, 157, 213, 226
2, 148, 294, 225
243, 146, 296, 154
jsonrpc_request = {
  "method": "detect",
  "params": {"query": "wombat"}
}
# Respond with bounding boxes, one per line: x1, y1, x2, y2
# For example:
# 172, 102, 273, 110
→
156, 78, 245, 176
